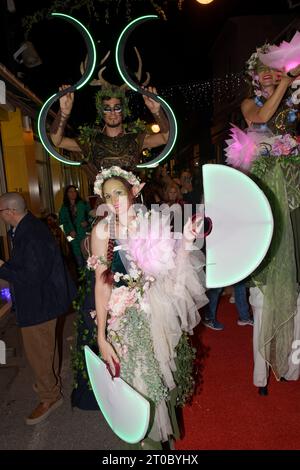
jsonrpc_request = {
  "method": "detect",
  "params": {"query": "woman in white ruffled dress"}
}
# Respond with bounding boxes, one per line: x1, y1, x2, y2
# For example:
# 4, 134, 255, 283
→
88, 166, 208, 449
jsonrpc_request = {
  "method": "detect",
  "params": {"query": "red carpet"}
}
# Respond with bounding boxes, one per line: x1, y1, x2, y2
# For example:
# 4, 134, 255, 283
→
175, 296, 300, 450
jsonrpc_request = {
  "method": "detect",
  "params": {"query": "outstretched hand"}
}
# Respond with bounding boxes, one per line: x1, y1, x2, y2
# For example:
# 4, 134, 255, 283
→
183, 215, 203, 244
59, 84, 74, 115
142, 86, 161, 114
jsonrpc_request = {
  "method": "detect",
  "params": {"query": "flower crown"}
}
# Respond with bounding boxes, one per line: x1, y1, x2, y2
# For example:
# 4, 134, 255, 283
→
245, 43, 272, 97
94, 166, 141, 197
245, 43, 271, 78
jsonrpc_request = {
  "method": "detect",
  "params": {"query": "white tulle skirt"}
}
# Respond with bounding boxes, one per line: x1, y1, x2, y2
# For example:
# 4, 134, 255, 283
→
109, 228, 208, 442
145, 247, 208, 441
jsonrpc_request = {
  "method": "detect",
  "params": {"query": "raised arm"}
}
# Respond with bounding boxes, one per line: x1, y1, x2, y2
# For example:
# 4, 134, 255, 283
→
50, 84, 81, 152
241, 65, 300, 125
142, 86, 169, 148
241, 77, 291, 124
91, 222, 119, 373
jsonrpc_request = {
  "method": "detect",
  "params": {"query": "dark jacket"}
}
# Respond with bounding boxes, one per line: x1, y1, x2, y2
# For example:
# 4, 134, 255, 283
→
0, 212, 77, 327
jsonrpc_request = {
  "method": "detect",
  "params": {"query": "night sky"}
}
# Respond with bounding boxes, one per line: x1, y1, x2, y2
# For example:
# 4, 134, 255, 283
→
1, 0, 299, 142
9, 0, 296, 91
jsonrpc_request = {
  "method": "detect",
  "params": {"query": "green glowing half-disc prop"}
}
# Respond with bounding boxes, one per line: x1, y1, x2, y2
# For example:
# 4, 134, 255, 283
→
203, 164, 274, 288
38, 13, 96, 165
84, 346, 150, 444
115, 15, 177, 168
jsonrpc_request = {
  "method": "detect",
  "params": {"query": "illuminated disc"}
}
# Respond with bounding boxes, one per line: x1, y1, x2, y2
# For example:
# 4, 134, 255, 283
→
115, 15, 177, 168
37, 13, 97, 165
84, 346, 150, 444
203, 164, 274, 288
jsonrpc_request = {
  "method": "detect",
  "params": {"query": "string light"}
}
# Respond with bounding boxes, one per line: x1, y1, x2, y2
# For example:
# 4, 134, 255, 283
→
154, 73, 245, 110
127, 73, 246, 122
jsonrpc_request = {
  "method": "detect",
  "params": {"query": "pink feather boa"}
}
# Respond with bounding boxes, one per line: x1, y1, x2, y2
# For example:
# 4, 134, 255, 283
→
225, 125, 259, 171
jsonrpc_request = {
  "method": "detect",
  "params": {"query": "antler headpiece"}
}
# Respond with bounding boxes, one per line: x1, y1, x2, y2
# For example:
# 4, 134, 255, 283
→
80, 47, 150, 121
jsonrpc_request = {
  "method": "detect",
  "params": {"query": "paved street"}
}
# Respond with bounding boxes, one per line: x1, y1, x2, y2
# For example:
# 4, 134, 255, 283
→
0, 310, 125, 450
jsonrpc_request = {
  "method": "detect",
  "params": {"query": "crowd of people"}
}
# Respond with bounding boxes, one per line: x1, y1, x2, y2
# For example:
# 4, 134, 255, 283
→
0, 31, 300, 449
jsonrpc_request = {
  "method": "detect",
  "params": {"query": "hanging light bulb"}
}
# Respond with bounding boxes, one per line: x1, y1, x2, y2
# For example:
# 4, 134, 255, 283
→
196, 0, 214, 4
151, 124, 160, 133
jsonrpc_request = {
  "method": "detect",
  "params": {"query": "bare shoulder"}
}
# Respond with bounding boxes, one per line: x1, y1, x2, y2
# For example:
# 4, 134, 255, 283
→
241, 97, 254, 110
241, 97, 257, 122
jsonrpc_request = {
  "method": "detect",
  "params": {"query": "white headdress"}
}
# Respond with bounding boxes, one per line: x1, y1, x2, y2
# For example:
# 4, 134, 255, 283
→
245, 43, 272, 97
94, 166, 141, 197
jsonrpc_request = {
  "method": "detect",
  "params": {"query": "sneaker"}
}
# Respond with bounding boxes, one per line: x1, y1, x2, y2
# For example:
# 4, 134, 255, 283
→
258, 386, 268, 396
237, 319, 254, 326
25, 397, 63, 425
202, 319, 224, 331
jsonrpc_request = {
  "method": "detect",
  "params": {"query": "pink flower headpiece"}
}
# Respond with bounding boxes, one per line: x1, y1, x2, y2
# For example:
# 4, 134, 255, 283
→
245, 43, 272, 97
258, 31, 300, 72
245, 43, 271, 78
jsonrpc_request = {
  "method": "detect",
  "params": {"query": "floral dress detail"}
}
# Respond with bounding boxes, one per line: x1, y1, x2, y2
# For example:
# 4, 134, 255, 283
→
87, 213, 208, 442
108, 244, 169, 407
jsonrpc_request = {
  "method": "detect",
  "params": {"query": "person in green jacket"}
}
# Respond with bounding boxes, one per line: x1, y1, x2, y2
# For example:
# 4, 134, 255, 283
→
59, 185, 91, 269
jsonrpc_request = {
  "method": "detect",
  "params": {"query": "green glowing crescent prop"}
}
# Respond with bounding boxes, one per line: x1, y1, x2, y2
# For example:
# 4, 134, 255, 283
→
84, 346, 150, 444
37, 13, 96, 165
115, 15, 177, 168
203, 164, 274, 288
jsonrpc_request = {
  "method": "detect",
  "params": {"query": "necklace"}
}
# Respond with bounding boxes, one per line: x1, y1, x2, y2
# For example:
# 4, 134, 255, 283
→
116, 215, 137, 239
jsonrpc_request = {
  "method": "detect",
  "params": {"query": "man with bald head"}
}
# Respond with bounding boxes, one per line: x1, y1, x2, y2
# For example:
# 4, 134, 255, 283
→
0, 192, 76, 425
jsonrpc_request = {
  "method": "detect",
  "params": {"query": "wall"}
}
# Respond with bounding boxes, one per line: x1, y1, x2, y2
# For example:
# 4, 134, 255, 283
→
0, 108, 40, 214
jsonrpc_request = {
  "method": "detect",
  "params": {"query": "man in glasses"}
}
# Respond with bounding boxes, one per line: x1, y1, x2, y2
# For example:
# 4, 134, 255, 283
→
0, 192, 76, 424
50, 84, 169, 179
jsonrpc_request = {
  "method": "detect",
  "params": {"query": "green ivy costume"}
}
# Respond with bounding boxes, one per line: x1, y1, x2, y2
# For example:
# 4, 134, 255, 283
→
245, 93, 300, 380
77, 128, 146, 177
251, 157, 300, 379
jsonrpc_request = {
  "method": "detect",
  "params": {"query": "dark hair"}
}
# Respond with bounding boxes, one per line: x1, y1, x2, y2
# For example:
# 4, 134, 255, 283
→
243, 73, 255, 99
101, 238, 115, 286
63, 185, 82, 207
46, 213, 58, 220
